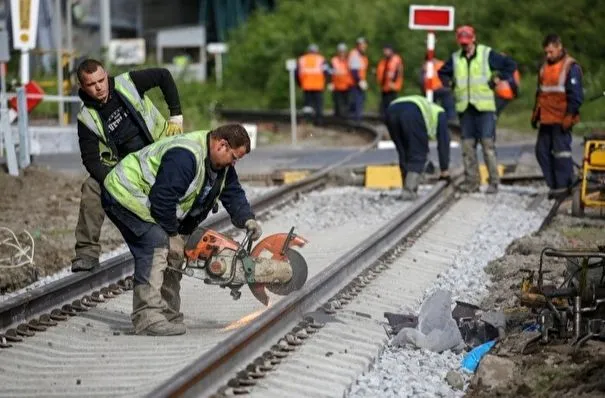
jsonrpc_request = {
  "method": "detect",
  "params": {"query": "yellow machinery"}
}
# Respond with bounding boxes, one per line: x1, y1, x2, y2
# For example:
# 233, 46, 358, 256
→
572, 134, 605, 217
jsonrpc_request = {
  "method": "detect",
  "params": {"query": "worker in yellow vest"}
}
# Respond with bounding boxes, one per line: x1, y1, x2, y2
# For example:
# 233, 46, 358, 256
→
438, 25, 516, 194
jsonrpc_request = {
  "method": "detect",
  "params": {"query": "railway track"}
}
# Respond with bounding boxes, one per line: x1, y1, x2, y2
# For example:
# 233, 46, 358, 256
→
0, 110, 556, 398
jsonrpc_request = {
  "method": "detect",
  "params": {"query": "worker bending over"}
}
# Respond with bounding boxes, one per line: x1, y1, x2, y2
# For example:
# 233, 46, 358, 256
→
385, 95, 450, 200
101, 124, 262, 336
72, 59, 184, 272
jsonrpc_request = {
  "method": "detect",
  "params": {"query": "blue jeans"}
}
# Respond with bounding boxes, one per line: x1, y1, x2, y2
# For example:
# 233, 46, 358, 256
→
101, 189, 169, 286
460, 107, 496, 141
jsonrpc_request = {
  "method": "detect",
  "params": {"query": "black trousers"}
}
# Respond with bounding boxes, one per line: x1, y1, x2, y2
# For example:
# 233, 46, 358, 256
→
303, 90, 324, 125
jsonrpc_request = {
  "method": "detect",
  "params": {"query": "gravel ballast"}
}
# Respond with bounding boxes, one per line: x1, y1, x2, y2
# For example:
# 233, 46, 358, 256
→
349, 186, 551, 398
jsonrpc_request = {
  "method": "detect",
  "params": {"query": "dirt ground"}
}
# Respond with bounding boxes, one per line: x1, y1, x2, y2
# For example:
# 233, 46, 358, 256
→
0, 166, 123, 294
466, 207, 605, 397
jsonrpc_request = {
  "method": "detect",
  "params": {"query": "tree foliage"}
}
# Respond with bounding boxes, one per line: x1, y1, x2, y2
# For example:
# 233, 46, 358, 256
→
224, 0, 605, 113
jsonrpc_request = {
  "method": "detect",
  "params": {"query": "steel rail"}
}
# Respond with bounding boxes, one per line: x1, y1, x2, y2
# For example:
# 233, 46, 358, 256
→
0, 116, 383, 331
148, 177, 459, 398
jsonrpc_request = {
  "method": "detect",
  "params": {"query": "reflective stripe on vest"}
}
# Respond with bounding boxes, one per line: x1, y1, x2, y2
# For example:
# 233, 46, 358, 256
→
77, 72, 168, 166
104, 130, 226, 223
298, 54, 326, 91
389, 95, 445, 140
452, 44, 496, 112
537, 55, 576, 124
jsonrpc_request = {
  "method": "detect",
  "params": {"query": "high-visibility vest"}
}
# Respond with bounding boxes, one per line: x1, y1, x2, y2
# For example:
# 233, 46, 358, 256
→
104, 130, 227, 224
331, 56, 352, 91
423, 59, 444, 91
452, 44, 496, 113
389, 95, 445, 140
495, 69, 521, 100
77, 72, 168, 167
348, 48, 368, 81
298, 53, 326, 91
376, 54, 403, 93
537, 55, 577, 124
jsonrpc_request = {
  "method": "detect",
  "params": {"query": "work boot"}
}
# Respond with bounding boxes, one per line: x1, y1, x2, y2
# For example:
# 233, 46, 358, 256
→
485, 184, 498, 194
462, 139, 480, 191
138, 319, 186, 336
71, 256, 100, 272
548, 187, 569, 200
400, 172, 420, 201
480, 137, 500, 186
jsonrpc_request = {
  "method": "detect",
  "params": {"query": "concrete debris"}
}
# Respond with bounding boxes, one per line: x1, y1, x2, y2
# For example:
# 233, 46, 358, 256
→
445, 370, 465, 390
471, 354, 515, 389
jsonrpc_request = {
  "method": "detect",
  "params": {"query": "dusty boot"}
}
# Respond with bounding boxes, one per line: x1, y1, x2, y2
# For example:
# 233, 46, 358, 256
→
161, 267, 183, 324
71, 255, 100, 272
131, 248, 177, 334
460, 139, 480, 193
400, 172, 420, 201
142, 319, 186, 336
481, 137, 500, 191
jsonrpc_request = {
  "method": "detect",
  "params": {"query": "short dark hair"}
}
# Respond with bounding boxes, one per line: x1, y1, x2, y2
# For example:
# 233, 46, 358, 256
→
77, 58, 105, 82
210, 124, 251, 153
542, 34, 562, 48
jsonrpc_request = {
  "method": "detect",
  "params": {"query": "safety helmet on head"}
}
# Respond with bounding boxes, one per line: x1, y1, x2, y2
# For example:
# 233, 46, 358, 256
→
337, 42, 347, 52
308, 43, 319, 53
356, 37, 367, 45
456, 25, 475, 45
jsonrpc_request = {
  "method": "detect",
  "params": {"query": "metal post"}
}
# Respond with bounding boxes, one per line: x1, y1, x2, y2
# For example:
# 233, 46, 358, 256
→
215, 54, 223, 88
286, 60, 297, 146
100, 0, 111, 64
17, 87, 30, 168
20, 51, 30, 84
66, 0, 74, 71
426, 31, 435, 103
1, 63, 18, 176
55, 0, 64, 125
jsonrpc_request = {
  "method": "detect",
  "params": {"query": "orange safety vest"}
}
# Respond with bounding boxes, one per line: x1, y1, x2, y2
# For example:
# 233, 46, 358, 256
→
423, 59, 444, 91
537, 55, 577, 124
348, 48, 368, 81
298, 53, 326, 91
495, 69, 521, 100
376, 54, 403, 93
331, 55, 352, 91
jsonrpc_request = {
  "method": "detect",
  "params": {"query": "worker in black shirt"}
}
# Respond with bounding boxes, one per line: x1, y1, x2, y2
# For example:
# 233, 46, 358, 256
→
71, 59, 184, 272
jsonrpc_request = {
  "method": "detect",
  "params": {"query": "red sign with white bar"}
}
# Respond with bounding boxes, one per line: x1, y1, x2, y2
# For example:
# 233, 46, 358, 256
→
409, 5, 455, 31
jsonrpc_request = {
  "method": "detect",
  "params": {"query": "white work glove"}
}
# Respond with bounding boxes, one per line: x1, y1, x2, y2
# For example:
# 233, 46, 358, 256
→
166, 114, 184, 136
245, 219, 262, 241
327, 83, 335, 92
358, 80, 368, 91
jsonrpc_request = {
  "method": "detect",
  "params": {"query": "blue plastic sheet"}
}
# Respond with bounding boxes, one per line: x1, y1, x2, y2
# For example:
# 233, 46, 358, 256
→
461, 340, 496, 373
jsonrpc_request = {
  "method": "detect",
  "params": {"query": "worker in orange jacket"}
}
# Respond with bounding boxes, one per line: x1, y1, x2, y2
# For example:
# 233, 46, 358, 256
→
420, 56, 456, 121
348, 37, 369, 122
329, 43, 352, 119
532, 34, 584, 197
296, 44, 330, 125
376, 44, 404, 119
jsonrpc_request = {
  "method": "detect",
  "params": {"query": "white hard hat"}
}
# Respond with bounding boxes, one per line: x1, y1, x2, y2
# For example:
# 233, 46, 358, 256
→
337, 43, 347, 52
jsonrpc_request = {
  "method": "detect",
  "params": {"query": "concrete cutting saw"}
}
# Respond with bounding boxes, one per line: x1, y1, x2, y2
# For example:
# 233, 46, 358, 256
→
179, 227, 309, 305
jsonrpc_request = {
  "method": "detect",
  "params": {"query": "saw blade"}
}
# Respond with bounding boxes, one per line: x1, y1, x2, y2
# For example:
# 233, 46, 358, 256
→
267, 248, 308, 296
249, 283, 270, 306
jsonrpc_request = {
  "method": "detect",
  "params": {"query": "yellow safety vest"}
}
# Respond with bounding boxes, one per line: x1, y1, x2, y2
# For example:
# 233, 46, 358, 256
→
452, 44, 496, 113
389, 95, 444, 140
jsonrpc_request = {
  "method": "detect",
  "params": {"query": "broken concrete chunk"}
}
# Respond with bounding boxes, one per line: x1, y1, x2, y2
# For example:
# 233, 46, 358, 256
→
445, 370, 464, 390
471, 355, 515, 389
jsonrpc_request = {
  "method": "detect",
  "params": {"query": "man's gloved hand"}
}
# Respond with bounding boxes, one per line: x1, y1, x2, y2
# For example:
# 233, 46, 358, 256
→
327, 83, 334, 92
562, 113, 575, 130
167, 234, 185, 267
358, 80, 368, 91
245, 219, 262, 241
166, 115, 184, 136
530, 108, 539, 130
439, 170, 451, 182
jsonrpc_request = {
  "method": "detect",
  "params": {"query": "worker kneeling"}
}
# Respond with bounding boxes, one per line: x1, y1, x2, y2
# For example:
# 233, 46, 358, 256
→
385, 95, 451, 200
101, 124, 261, 336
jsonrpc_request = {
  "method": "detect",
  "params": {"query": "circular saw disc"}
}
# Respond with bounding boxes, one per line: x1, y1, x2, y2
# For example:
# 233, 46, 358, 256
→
267, 249, 308, 296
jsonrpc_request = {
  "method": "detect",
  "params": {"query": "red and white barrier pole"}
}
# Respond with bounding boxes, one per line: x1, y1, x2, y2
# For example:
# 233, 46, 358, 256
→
426, 31, 435, 103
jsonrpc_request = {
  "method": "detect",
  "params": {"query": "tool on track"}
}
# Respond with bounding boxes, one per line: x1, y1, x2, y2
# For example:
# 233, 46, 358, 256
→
179, 227, 309, 305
